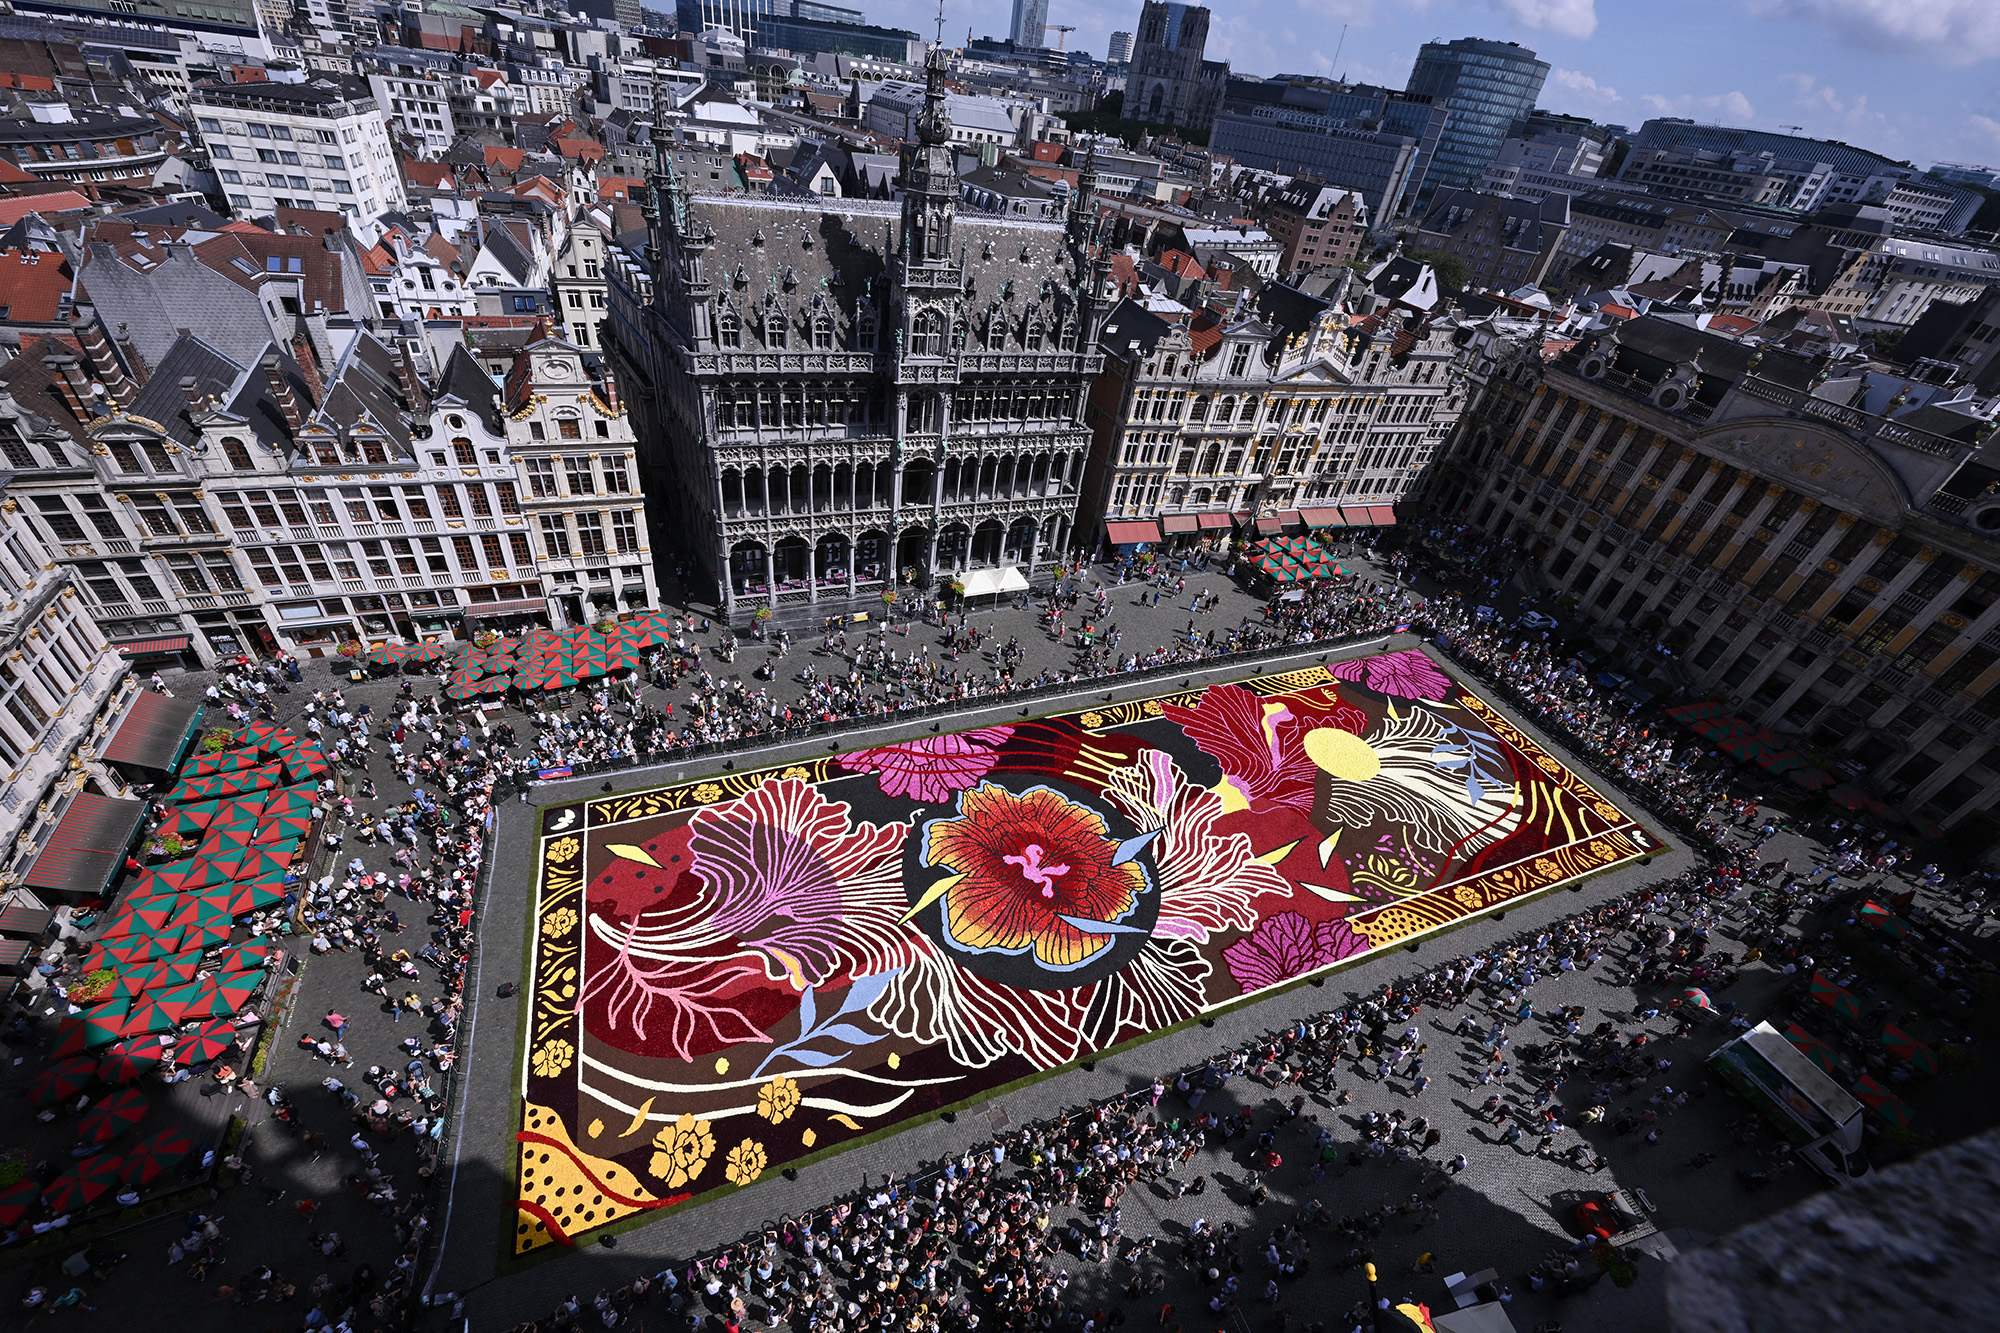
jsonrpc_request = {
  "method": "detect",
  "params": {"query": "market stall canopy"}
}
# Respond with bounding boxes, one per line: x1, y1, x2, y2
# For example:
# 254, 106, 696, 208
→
0, 903, 53, 937
1161, 515, 1199, 535
1105, 520, 1161, 545
1300, 508, 1345, 529
100, 693, 204, 771
25, 794, 146, 897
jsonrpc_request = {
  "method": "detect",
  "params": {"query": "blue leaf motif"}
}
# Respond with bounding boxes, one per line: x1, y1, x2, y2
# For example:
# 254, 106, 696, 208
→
753, 970, 899, 1076
812, 1022, 884, 1046
795, 981, 819, 1035
834, 969, 897, 1018
779, 1048, 846, 1067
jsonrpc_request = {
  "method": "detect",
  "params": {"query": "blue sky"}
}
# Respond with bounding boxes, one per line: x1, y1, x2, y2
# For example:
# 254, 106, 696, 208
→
875, 0, 2000, 170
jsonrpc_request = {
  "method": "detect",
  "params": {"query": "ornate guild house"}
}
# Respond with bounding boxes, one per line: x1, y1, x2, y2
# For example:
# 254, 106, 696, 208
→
608, 53, 1108, 620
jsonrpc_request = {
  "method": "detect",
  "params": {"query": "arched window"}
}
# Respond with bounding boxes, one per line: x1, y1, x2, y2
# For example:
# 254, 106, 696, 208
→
985, 310, 1006, 350
1189, 395, 1210, 423
451, 436, 476, 465
811, 313, 833, 350
717, 309, 742, 349
857, 310, 878, 351
765, 310, 788, 348
910, 310, 944, 357
1058, 319, 1077, 352
220, 436, 253, 470
1024, 320, 1045, 351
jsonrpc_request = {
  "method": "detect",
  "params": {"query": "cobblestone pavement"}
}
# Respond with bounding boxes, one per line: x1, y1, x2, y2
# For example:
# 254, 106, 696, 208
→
12, 546, 1985, 1333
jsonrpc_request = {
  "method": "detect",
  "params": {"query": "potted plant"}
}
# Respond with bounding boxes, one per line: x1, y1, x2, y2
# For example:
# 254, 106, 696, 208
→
753, 606, 774, 622
337, 641, 363, 659
473, 630, 499, 649
201, 725, 233, 753
880, 590, 897, 606
159, 833, 188, 859
72, 968, 117, 1004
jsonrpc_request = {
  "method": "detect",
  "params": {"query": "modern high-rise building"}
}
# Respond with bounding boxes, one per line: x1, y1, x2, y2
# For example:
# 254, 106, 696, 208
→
1108, 30, 1133, 62
1403, 37, 1548, 199
1008, 0, 1049, 50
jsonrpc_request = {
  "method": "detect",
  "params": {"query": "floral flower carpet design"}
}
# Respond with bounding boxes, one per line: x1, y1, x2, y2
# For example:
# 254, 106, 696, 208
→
513, 652, 1653, 1252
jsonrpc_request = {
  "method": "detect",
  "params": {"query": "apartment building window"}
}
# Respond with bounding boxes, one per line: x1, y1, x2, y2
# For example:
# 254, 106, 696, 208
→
132, 500, 177, 537
466, 485, 492, 518
495, 482, 520, 516
602, 457, 630, 493
420, 536, 448, 572
436, 486, 463, 519
525, 458, 557, 498
452, 436, 476, 465
509, 532, 532, 565
564, 457, 595, 495
612, 511, 639, 553
576, 513, 606, 556
450, 535, 476, 569
479, 533, 505, 569
539, 514, 571, 558
402, 487, 431, 520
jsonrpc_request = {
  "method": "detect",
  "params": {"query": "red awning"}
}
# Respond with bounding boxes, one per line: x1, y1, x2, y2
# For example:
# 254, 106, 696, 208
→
0, 904, 53, 936
1366, 505, 1398, 525
1278, 510, 1304, 528
1161, 515, 1199, 534
112, 636, 190, 657
101, 691, 205, 769
1105, 520, 1162, 545
1301, 508, 1345, 528
465, 598, 550, 618
1255, 516, 1282, 534
24, 793, 146, 896
1198, 513, 1234, 530
1339, 506, 1380, 526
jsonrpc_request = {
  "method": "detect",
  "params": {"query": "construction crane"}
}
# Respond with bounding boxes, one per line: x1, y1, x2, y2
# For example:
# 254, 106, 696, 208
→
1043, 23, 1076, 49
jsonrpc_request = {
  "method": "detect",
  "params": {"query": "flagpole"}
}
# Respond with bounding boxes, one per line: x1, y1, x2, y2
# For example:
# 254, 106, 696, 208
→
1365, 1261, 1384, 1333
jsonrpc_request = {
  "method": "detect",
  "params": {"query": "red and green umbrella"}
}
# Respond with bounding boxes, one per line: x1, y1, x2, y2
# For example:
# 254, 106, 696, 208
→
170, 859, 237, 892
1783, 1023, 1843, 1077
212, 798, 269, 830
49, 1016, 96, 1058
233, 849, 295, 883
223, 878, 288, 914
119, 1125, 194, 1186
121, 898, 182, 932
97, 1036, 169, 1084
0, 1177, 42, 1226
78, 1088, 149, 1142
214, 940, 277, 975
1681, 987, 1713, 1012
28, 1056, 98, 1105
1664, 701, 1727, 722
1810, 971, 1865, 1022
1881, 1024, 1938, 1076
73, 1000, 133, 1050
1788, 767, 1836, 791
42, 1154, 124, 1214
182, 749, 260, 777
152, 979, 210, 1023
126, 953, 202, 992
172, 1019, 239, 1067
1754, 749, 1807, 773
172, 798, 229, 830
1849, 1074, 1915, 1128
114, 998, 178, 1039
1858, 900, 1912, 941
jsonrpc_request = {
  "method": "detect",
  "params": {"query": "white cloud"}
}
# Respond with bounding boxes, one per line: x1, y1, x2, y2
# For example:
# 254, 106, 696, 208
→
1548, 67, 1621, 104
1490, 0, 1598, 38
1778, 73, 1888, 133
1753, 0, 2000, 63
1641, 89, 1757, 121
1969, 114, 2000, 151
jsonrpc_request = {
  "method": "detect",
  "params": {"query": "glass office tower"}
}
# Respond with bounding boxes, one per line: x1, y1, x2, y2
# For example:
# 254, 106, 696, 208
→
1405, 37, 1548, 198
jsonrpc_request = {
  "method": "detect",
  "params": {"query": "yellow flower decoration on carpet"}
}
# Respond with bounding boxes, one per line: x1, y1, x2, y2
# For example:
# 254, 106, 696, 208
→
531, 1038, 574, 1079
725, 1138, 768, 1186
649, 1113, 715, 1188
541, 906, 578, 937
757, 1075, 801, 1124
780, 765, 811, 780
548, 836, 580, 862
693, 782, 724, 803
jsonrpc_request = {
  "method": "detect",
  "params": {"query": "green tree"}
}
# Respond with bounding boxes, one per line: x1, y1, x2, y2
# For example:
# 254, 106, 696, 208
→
1407, 248, 1471, 294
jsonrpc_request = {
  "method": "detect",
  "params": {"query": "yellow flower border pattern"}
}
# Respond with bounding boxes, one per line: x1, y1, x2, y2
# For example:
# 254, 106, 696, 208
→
1347, 690, 1657, 949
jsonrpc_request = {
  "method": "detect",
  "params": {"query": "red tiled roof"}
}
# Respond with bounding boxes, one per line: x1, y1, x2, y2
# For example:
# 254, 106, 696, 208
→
1599, 302, 1639, 320
0, 250, 73, 323
404, 160, 455, 189
0, 191, 90, 224
0, 158, 37, 183
482, 145, 526, 173
1707, 313, 1758, 334
1157, 249, 1205, 280
1188, 309, 1226, 357
471, 68, 504, 89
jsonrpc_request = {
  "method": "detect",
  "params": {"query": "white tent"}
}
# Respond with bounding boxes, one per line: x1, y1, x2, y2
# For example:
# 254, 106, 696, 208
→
1432, 1303, 1518, 1333
956, 567, 1029, 598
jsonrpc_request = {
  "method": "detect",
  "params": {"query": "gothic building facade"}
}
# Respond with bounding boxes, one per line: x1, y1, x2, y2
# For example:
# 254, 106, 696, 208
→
609, 55, 1108, 622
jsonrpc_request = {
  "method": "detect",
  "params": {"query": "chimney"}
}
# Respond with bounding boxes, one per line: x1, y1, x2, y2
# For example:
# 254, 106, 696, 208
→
393, 341, 429, 415
262, 353, 306, 435
597, 362, 621, 415
290, 326, 325, 409
115, 323, 150, 387
45, 351, 89, 420
71, 311, 135, 403
179, 376, 204, 412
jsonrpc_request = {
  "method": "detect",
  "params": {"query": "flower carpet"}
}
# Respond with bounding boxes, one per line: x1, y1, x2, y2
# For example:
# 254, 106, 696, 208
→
512, 651, 1655, 1251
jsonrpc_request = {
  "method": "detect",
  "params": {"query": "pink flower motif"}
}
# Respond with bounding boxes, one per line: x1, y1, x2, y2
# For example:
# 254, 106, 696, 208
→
1330, 649, 1453, 701
839, 726, 1015, 803
1222, 911, 1370, 993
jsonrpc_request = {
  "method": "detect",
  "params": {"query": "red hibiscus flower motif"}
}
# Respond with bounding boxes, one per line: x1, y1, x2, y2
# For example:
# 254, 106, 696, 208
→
1221, 911, 1370, 993
921, 782, 1149, 971
1330, 649, 1453, 701
839, 726, 1015, 803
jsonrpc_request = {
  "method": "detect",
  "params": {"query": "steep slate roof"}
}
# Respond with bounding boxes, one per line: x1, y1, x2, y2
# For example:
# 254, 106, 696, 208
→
432, 342, 503, 433
1096, 298, 1175, 357
310, 333, 415, 455
76, 244, 273, 373
0, 333, 93, 444
125, 334, 256, 448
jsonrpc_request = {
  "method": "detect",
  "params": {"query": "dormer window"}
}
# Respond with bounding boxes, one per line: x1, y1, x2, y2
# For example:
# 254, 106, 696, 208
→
910, 310, 944, 357
812, 313, 833, 350
717, 309, 742, 349
1024, 320, 1045, 351
765, 313, 788, 349
857, 311, 878, 352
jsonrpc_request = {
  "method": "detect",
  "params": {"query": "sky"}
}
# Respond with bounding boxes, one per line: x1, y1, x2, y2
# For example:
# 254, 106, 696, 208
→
869, 0, 2000, 171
